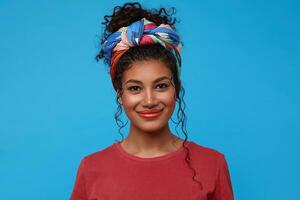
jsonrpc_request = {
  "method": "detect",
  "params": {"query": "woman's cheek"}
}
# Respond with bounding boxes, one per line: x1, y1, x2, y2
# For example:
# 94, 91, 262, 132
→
159, 91, 176, 105
122, 93, 142, 109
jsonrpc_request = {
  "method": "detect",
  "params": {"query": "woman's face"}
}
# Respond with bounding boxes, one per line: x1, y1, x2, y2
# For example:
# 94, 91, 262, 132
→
118, 60, 177, 133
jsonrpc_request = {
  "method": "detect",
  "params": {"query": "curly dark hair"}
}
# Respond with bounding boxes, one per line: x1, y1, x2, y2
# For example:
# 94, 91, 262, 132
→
96, 2, 202, 190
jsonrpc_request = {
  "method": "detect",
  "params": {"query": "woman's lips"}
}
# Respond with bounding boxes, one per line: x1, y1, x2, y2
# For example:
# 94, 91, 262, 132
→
137, 109, 163, 119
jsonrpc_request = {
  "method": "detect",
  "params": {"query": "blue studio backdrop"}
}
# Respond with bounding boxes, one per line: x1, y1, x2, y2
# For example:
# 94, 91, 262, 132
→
0, 0, 299, 199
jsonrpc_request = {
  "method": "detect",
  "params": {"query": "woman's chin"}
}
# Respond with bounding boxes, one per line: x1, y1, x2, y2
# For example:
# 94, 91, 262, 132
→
134, 122, 167, 134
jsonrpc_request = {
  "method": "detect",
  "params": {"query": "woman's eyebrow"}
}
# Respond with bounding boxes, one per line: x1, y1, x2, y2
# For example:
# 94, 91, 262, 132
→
125, 76, 171, 84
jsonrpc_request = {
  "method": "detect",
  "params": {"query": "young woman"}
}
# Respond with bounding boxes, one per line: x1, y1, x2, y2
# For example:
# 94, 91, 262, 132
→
70, 2, 234, 200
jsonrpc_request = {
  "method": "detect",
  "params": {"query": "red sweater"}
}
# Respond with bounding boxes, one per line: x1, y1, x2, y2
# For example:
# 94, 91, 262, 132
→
70, 141, 234, 200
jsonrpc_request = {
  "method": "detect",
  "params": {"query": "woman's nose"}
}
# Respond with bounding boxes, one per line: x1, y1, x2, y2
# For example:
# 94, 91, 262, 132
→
142, 89, 158, 108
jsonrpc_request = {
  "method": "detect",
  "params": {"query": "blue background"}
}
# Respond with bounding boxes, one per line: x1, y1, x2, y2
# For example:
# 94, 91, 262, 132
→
0, 0, 299, 199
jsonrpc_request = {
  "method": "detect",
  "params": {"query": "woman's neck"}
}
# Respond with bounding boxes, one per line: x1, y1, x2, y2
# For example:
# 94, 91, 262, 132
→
120, 123, 184, 158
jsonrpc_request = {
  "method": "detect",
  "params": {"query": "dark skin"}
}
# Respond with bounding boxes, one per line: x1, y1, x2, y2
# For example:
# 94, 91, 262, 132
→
118, 60, 184, 158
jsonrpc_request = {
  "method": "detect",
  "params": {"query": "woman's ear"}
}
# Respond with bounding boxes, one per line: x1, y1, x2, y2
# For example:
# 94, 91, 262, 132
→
118, 97, 123, 105
117, 90, 123, 105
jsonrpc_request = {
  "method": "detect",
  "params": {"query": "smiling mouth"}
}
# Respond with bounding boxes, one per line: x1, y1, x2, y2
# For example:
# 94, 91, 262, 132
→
137, 109, 163, 120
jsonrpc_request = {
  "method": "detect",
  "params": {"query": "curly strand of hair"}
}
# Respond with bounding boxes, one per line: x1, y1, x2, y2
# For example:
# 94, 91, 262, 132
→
155, 7, 177, 27
114, 94, 127, 141
177, 86, 203, 190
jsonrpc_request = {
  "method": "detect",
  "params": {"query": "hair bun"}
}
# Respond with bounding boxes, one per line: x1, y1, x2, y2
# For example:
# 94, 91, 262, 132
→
103, 2, 176, 33
96, 2, 177, 62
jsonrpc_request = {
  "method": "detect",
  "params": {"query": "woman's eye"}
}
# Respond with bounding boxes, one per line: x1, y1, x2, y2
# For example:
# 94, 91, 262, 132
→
128, 86, 141, 91
156, 83, 169, 89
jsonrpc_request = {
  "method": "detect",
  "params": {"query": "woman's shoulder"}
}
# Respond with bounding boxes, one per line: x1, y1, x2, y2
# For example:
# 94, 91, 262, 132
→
80, 142, 117, 166
189, 141, 226, 162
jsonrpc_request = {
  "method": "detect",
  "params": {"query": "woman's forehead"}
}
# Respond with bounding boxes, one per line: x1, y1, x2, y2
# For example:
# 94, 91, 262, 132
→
124, 76, 172, 86
122, 60, 172, 81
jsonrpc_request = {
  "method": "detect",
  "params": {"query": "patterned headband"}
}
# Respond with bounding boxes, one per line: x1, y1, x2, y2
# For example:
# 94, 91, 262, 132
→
102, 18, 183, 91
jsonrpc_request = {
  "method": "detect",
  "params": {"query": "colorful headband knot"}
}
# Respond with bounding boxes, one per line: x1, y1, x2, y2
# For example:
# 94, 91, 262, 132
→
102, 18, 182, 91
